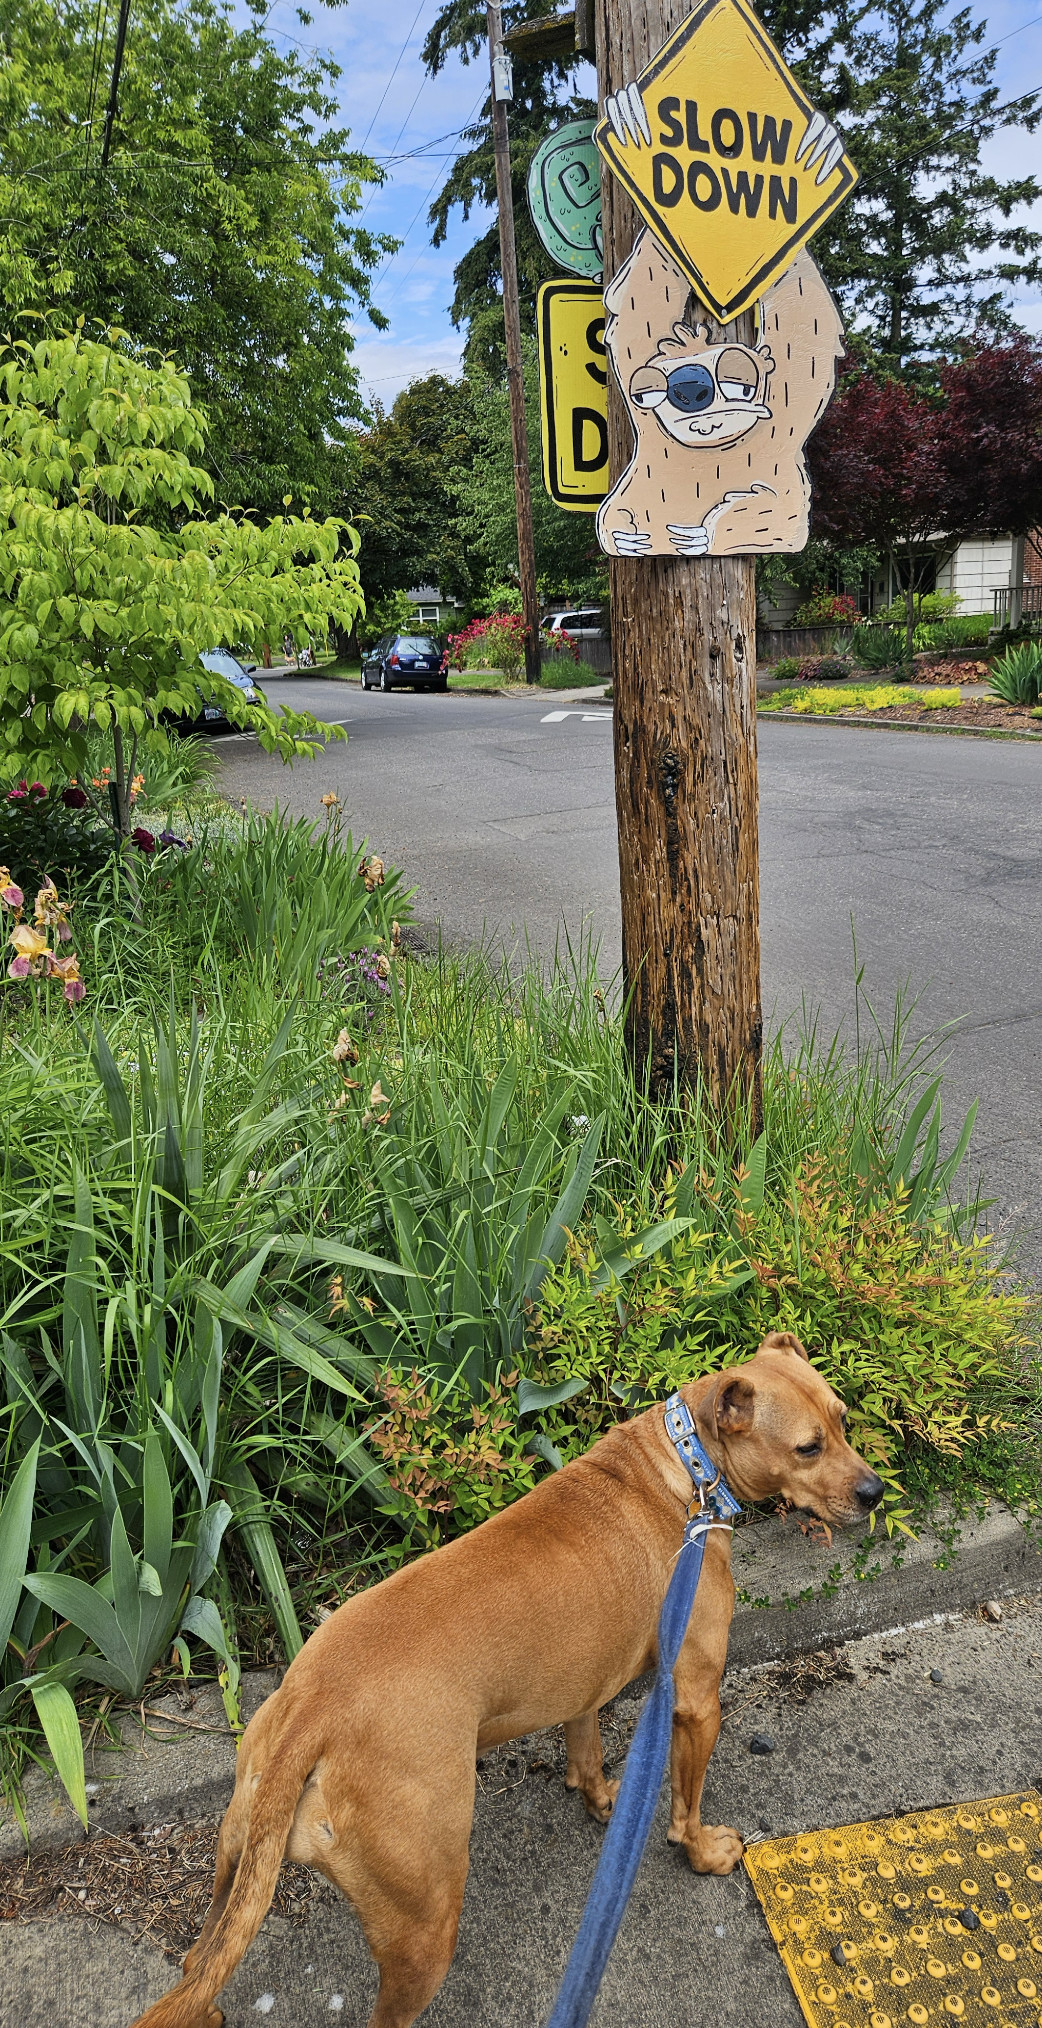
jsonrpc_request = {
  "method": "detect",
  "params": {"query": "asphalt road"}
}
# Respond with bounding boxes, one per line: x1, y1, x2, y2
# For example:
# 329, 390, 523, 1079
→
213, 677, 1042, 1277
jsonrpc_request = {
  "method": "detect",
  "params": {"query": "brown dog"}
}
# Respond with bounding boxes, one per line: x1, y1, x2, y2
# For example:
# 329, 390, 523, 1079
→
130, 1333, 882, 2028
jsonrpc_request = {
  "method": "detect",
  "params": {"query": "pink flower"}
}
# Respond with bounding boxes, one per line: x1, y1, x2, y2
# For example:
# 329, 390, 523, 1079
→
131, 828, 156, 854
7, 786, 26, 802
7, 955, 31, 979
0, 882, 23, 910
28, 783, 46, 800
64, 978, 86, 1003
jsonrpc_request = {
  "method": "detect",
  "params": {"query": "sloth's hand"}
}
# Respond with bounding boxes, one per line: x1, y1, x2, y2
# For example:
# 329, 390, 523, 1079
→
603, 83, 652, 149
666, 523, 710, 556
611, 528, 653, 555
794, 112, 845, 184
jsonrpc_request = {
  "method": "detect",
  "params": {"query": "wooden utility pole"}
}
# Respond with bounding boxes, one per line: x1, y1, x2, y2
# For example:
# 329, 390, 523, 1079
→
486, 1, 542, 686
594, 0, 763, 1125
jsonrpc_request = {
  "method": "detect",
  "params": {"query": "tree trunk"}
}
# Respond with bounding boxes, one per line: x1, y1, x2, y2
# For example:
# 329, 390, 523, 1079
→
595, 0, 763, 1124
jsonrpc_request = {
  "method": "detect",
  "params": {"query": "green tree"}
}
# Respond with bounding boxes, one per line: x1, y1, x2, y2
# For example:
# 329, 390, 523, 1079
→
352, 375, 480, 608
457, 341, 604, 595
0, 0, 395, 516
0, 327, 360, 833
793, 0, 1042, 365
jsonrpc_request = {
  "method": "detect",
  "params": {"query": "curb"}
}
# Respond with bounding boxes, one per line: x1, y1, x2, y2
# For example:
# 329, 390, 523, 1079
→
759, 709, 1042, 742
3, 1498, 1038, 1861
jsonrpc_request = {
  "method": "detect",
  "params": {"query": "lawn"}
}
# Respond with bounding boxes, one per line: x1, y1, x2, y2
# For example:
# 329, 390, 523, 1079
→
0, 748, 1036, 1819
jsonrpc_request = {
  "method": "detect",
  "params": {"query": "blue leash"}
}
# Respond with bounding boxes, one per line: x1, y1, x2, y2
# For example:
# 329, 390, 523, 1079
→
545, 1394, 741, 2028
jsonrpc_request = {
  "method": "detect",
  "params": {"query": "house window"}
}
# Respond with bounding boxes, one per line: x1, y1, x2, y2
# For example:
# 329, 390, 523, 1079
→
415, 606, 439, 623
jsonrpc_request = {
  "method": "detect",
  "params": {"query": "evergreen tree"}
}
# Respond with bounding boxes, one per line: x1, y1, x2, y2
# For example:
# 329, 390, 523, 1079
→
422, 2, 594, 372
423, 0, 1041, 369
797, 0, 1042, 364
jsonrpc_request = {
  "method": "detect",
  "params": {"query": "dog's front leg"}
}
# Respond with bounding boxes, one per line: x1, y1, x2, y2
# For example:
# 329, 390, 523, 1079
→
666, 1550, 743, 1875
563, 1709, 619, 1823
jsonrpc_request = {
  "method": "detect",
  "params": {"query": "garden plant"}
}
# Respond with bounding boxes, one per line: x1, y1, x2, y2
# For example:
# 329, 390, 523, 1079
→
0, 759, 1036, 1828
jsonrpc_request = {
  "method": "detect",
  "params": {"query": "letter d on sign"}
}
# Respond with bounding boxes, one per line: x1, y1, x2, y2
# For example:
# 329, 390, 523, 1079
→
572, 407, 608, 473
652, 152, 684, 206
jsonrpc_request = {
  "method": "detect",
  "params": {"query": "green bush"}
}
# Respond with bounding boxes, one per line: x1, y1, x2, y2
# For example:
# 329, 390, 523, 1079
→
851, 625, 908, 670
988, 641, 1042, 705
877, 592, 960, 626
766, 655, 802, 680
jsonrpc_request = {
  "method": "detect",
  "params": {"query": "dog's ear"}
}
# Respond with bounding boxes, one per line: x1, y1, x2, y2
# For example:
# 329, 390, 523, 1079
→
757, 1330, 809, 1362
697, 1372, 756, 1440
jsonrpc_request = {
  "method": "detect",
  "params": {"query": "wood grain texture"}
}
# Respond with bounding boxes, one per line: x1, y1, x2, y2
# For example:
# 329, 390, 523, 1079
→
596, 0, 763, 1119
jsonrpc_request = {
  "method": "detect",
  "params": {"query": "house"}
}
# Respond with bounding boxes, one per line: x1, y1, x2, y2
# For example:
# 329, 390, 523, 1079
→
405, 586, 463, 630
760, 531, 1041, 628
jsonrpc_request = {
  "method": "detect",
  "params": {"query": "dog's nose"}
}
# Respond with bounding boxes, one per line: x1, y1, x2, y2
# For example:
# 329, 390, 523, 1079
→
855, 1473, 885, 1510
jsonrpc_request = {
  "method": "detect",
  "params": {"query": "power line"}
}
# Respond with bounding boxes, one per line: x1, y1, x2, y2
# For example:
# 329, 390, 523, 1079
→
369, 87, 487, 300
359, 0, 429, 150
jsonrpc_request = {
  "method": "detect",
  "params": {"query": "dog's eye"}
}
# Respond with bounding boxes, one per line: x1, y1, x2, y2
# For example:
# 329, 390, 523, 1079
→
796, 1439, 823, 1458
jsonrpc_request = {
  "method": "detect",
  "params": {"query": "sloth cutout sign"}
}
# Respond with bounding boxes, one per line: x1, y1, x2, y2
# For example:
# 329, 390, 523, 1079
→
588, 0, 857, 558
596, 230, 842, 558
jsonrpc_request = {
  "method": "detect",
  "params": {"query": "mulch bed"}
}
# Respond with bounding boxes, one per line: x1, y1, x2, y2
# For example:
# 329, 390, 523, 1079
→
835, 698, 1040, 732
0, 1819, 316, 1958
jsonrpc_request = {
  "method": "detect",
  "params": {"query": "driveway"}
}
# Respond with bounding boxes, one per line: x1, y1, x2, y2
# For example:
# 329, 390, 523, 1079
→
213, 679, 1042, 1277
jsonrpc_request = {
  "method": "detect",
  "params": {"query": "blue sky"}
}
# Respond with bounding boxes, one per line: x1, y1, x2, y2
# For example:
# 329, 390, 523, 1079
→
261, 0, 1042, 407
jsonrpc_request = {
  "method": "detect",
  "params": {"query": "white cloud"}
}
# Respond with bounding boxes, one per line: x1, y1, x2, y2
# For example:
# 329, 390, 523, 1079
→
352, 330, 466, 409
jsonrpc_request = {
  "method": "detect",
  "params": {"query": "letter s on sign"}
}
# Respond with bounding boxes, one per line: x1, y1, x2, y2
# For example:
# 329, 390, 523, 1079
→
657, 96, 683, 147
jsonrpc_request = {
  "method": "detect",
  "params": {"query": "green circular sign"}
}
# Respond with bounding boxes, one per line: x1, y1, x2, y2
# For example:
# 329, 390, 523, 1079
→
527, 120, 603, 280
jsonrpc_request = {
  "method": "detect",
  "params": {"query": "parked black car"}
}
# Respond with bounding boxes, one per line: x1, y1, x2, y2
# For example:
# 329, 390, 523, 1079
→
361, 632, 446, 692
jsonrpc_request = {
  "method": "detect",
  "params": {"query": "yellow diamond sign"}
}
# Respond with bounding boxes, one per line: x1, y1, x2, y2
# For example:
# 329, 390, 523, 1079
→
594, 0, 857, 322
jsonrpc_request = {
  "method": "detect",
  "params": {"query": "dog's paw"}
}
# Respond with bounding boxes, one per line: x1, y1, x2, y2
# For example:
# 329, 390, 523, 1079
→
666, 523, 710, 556
682, 1822, 745, 1874
565, 1772, 620, 1824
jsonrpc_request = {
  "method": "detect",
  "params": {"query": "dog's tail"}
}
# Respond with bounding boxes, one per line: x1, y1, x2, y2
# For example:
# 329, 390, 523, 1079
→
128, 1708, 317, 2028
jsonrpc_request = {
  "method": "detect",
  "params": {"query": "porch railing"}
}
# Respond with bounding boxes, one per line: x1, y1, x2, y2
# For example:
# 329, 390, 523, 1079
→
992, 584, 1042, 630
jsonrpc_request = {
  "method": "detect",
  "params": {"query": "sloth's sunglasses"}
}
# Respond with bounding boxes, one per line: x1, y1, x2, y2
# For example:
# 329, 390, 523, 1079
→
632, 348, 767, 414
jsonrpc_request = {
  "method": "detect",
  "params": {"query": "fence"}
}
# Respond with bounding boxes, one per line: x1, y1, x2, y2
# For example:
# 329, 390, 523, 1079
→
757, 623, 855, 662
542, 635, 613, 677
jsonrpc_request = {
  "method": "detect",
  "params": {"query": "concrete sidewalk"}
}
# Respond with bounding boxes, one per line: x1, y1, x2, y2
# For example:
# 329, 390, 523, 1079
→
4, 1596, 1042, 2027
3, 1502, 1041, 2027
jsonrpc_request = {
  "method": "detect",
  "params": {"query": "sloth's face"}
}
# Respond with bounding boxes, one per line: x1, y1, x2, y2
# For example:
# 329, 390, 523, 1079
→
630, 344, 773, 447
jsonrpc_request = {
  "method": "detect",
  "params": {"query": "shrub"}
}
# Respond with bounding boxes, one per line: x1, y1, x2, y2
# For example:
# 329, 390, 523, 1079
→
851, 625, 907, 670
0, 777, 114, 893
527, 1164, 1024, 1497
791, 588, 861, 625
761, 685, 960, 714
797, 655, 852, 682
877, 591, 960, 626
988, 641, 1042, 705
767, 655, 802, 680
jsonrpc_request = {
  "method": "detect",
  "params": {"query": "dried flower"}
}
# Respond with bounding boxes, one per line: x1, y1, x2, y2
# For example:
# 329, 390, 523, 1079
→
361, 1079, 392, 1128
357, 854, 385, 892
332, 1028, 359, 1064
391, 920, 402, 950
320, 792, 340, 809
0, 871, 24, 911
375, 954, 390, 980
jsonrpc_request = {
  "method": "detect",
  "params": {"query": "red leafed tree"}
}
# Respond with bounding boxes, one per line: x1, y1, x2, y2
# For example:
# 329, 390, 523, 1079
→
807, 372, 949, 659
939, 337, 1042, 582
809, 340, 1042, 655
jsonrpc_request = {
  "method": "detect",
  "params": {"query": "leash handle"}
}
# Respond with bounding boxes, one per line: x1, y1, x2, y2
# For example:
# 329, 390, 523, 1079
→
544, 1400, 740, 2028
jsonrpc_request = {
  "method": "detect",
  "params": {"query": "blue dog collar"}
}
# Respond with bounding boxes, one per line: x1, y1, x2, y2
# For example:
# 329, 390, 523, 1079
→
664, 1392, 742, 1524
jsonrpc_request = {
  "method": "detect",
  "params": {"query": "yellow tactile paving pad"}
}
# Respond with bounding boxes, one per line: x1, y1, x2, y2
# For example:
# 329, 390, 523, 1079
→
745, 1792, 1042, 2027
